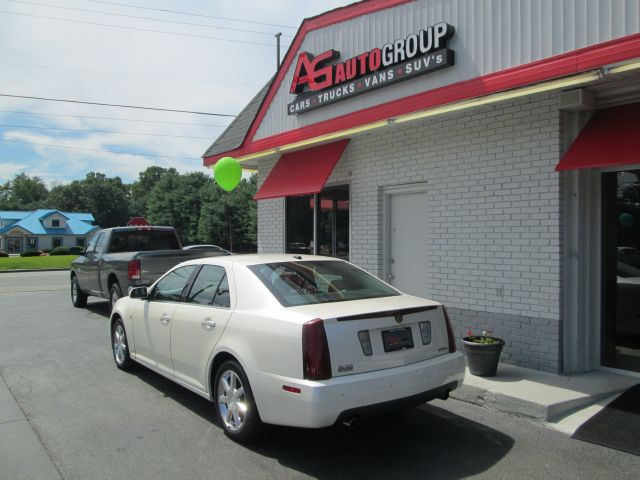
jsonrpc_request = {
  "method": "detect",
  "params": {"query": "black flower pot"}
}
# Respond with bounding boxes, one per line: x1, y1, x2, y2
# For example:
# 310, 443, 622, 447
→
462, 337, 505, 377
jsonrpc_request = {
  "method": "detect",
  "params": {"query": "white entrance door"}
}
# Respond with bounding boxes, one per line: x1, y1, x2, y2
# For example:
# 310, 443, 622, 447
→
387, 190, 429, 297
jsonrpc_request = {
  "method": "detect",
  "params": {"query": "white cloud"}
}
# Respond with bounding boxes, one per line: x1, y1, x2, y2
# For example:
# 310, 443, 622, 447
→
0, 162, 28, 181
0, 0, 354, 185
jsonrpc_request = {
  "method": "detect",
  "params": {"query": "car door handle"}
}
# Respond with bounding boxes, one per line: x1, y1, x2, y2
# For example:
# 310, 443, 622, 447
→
160, 313, 171, 324
201, 318, 216, 330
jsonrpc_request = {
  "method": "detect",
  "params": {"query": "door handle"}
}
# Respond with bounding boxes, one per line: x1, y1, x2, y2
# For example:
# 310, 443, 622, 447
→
160, 313, 171, 324
201, 318, 216, 330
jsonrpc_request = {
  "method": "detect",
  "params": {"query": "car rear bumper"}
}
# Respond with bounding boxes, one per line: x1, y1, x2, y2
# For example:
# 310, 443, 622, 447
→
248, 351, 465, 428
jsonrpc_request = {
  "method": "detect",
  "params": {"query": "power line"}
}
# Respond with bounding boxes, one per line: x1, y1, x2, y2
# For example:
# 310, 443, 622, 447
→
0, 123, 216, 139
0, 93, 237, 117
0, 9, 290, 47
1, 138, 199, 160
80, 0, 297, 29
0, 109, 229, 127
2, 0, 293, 38
0, 61, 261, 86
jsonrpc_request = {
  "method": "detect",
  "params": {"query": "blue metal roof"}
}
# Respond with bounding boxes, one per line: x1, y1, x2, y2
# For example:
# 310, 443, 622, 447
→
0, 209, 96, 235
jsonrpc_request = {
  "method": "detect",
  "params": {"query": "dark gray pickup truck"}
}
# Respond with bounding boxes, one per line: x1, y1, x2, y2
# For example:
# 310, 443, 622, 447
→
70, 226, 226, 310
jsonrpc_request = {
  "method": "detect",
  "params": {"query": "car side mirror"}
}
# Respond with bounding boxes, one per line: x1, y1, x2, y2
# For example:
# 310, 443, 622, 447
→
129, 287, 148, 299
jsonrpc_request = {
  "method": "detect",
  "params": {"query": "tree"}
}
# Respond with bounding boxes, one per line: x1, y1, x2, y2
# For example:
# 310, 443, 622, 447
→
0, 173, 49, 210
47, 172, 130, 227
197, 175, 257, 252
129, 166, 178, 217
146, 171, 213, 244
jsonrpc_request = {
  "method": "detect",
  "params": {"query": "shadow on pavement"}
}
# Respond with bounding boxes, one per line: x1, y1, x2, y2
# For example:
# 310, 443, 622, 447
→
131, 364, 514, 479
86, 300, 111, 318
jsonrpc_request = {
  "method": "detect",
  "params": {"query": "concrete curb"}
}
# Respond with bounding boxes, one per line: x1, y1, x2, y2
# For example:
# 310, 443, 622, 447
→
0, 269, 69, 274
450, 364, 638, 422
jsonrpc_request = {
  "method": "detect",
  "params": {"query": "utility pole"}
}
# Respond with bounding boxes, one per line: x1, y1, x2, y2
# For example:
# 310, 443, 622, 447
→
275, 32, 282, 70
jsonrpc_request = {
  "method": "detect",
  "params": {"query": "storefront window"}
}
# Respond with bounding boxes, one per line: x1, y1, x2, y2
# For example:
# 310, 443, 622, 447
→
602, 170, 640, 373
286, 195, 314, 255
318, 187, 349, 260
285, 186, 349, 260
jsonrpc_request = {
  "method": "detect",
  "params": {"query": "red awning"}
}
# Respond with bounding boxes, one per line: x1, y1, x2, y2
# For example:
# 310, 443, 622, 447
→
556, 103, 640, 171
254, 140, 349, 200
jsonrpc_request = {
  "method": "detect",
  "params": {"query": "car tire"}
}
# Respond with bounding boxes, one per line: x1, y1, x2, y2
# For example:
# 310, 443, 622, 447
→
71, 275, 88, 308
214, 360, 263, 442
109, 283, 123, 313
111, 318, 133, 370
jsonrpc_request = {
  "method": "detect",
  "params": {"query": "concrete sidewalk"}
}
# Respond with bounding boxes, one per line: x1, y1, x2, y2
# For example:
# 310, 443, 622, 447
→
0, 375, 61, 480
452, 363, 639, 426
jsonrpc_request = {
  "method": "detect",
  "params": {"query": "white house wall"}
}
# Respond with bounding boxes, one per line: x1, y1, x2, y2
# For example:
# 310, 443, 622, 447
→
257, 91, 563, 372
255, 0, 640, 141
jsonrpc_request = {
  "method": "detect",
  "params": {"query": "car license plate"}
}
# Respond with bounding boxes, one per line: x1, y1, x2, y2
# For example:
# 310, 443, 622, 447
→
381, 327, 414, 353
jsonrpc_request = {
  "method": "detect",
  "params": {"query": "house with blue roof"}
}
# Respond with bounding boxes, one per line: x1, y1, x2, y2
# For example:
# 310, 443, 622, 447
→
0, 209, 98, 253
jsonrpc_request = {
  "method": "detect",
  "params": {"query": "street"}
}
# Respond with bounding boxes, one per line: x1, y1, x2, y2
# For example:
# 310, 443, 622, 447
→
0, 271, 639, 480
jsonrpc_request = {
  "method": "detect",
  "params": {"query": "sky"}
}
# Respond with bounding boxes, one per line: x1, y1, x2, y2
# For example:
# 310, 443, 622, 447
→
0, 0, 355, 185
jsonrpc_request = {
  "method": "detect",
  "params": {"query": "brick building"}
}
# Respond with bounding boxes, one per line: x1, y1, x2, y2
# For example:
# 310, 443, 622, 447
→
203, 0, 640, 375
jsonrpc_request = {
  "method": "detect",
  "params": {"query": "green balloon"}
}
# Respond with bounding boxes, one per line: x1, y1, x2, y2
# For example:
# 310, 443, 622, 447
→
213, 156, 242, 191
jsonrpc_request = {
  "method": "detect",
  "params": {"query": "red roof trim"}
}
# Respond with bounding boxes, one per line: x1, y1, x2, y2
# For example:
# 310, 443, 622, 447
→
204, 28, 640, 165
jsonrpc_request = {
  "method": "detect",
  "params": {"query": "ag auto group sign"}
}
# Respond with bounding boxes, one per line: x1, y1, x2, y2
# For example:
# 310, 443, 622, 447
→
288, 22, 455, 115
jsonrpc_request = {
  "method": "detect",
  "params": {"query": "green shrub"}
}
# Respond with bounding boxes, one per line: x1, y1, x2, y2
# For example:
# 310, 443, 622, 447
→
20, 250, 42, 257
49, 247, 71, 256
42, 248, 52, 253
0, 251, 8, 257
69, 246, 84, 254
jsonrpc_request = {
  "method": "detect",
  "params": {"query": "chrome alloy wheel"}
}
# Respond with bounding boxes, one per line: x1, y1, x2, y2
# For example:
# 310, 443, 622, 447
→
217, 370, 247, 432
113, 324, 127, 366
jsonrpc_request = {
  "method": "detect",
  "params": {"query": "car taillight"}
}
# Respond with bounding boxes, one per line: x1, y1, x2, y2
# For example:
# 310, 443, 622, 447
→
302, 318, 332, 380
443, 306, 456, 353
128, 259, 141, 281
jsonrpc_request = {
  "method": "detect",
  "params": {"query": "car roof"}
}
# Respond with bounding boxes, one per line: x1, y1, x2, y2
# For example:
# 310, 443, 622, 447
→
179, 254, 346, 268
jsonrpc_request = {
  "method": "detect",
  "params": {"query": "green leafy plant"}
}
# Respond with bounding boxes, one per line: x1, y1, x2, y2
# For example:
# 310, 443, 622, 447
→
464, 329, 501, 344
49, 247, 71, 256
20, 250, 42, 257
0, 251, 8, 257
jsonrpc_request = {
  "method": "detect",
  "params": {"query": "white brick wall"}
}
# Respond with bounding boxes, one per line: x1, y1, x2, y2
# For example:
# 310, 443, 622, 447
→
258, 91, 563, 371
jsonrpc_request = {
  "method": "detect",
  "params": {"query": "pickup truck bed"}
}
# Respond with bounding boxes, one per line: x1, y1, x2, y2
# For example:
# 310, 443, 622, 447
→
70, 226, 226, 310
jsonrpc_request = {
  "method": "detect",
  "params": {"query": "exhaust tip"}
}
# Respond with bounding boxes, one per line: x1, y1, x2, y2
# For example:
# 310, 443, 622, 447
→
439, 390, 450, 401
342, 416, 360, 429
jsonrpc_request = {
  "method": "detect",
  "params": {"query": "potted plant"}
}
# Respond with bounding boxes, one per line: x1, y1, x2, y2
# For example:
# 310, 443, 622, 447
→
462, 330, 505, 377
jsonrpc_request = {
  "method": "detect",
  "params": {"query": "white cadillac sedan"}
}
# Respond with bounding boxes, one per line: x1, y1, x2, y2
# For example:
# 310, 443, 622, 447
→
110, 254, 465, 441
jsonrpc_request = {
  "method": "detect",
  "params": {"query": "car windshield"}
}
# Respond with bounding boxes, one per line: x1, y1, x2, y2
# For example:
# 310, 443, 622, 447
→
248, 260, 399, 307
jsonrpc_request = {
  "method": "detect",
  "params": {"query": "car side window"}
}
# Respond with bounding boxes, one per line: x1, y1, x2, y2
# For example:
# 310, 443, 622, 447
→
213, 274, 230, 308
187, 265, 230, 308
150, 265, 198, 303
95, 233, 108, 254
85, 233, 100, 254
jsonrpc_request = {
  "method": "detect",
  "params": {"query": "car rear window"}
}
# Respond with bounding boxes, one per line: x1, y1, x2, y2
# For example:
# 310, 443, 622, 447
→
109, 230, 180, 253
248, 261, 399, 307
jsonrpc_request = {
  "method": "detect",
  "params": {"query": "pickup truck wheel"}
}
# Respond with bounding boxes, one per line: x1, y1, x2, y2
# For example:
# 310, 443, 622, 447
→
71, 275, 88, 308
111, 319, 133, 370
214, 360, 263, 443
109, 283, 123, 312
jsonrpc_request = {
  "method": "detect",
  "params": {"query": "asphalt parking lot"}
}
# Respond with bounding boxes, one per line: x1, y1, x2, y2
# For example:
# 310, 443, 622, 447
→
1, 270, 639, 480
